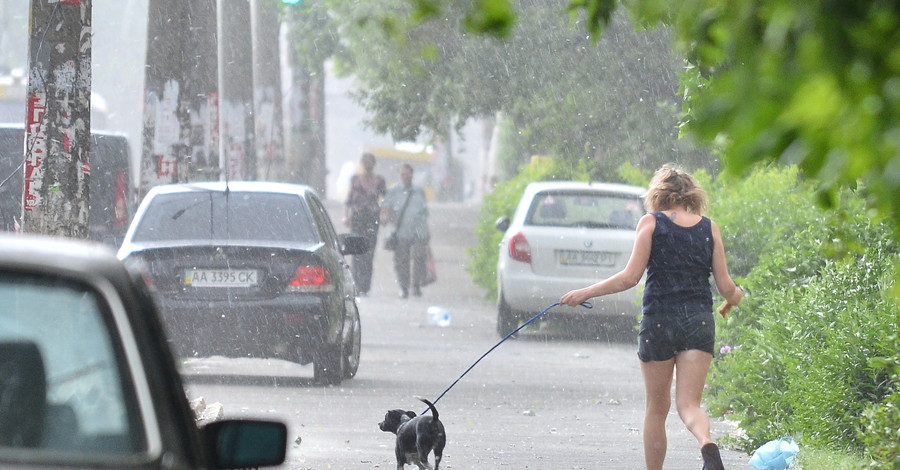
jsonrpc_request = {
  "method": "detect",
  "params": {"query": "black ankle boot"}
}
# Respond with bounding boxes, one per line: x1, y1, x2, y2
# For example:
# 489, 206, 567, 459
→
701, 443, 725, 470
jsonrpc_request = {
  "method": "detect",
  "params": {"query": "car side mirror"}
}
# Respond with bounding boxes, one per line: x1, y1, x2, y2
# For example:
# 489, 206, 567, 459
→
338, 233, 369, 255
203, 419, 287, 469
495, 216, 510, 233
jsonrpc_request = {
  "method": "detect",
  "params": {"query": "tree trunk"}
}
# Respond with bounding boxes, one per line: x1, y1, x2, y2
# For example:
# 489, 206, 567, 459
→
24, 0, 92, 238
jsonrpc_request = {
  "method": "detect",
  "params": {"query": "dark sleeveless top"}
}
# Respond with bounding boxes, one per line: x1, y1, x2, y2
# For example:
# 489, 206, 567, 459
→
642, 212, 714, 316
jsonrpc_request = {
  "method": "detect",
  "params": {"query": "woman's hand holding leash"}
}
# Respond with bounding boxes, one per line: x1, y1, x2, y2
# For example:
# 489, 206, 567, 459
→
560, 288, 593, 307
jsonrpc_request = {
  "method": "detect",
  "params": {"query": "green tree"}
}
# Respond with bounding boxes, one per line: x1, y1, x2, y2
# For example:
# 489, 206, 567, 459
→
523, 0, 900, 237
653, 0, 900, 238
325, 0, 711, 176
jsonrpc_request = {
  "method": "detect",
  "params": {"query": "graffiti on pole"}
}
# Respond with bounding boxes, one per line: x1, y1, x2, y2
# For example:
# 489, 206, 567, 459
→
141, 79, 180, 187
23, 75, 46, 212
24, 0, 93, 238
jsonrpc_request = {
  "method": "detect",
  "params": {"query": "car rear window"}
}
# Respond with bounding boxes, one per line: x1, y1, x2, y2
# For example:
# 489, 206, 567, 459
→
131, 191, 319, 243
525, 191, 644, 229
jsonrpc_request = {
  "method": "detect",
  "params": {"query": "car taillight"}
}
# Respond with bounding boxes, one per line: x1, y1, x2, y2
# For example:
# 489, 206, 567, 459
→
508, 232, 532, 263
288, 266, 334, 293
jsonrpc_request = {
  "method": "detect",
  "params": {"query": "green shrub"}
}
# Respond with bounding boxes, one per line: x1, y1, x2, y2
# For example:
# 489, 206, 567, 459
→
860, 350, 900, 469
707, 184, 899, 456
707, 165, 823, 279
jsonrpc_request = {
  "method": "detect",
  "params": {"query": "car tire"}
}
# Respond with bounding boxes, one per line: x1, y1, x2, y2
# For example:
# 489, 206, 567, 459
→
497, 293, 520, 338
342, 304, 361, 379
313, 342, 344, 385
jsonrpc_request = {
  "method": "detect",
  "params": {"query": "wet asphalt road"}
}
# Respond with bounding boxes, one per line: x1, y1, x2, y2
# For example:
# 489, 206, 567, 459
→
181, 201, 751, 469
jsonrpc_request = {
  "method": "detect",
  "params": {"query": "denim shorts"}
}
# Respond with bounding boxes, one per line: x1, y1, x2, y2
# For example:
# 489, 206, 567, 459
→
637, 310, 715, 362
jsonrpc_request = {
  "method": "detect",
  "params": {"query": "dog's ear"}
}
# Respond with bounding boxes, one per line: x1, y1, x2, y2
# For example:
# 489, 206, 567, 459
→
405, 411, 417, 418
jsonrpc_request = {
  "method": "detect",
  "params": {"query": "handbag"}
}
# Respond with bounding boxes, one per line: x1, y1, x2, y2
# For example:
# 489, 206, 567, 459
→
384, 189, 413, 251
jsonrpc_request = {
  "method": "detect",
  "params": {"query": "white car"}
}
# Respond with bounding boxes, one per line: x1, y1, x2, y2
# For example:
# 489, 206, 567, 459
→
495, 181, 646, 337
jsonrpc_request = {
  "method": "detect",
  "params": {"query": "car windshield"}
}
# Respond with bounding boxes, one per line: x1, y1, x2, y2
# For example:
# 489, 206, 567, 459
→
0, 272, 145, 456
131, 191, 318, 243
525, 191, 644, 230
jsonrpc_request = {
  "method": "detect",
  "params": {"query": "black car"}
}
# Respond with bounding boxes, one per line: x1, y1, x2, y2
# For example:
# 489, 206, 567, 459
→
117, 181, 368, 385
0, 233, 286, 468
0, 123, 133, 246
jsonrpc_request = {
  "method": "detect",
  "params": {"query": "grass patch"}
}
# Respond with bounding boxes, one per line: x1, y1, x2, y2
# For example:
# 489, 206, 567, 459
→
794, 448, 871, 469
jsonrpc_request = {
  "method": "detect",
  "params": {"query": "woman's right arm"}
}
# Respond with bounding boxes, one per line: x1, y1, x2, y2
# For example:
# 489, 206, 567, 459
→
559, 213, 654, 306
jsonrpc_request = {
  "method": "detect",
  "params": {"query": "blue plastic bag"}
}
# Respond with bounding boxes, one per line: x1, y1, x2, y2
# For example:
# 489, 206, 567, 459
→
749, 437, 800, 470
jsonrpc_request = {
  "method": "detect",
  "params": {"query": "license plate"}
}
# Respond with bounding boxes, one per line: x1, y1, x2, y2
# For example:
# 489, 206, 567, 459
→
184, 269, 259, 287
558, 250, 616, 266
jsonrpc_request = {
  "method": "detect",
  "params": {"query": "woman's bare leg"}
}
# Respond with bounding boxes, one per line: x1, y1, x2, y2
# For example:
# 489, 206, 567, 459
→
640, 359, 675, 470
673, 349, 714, 446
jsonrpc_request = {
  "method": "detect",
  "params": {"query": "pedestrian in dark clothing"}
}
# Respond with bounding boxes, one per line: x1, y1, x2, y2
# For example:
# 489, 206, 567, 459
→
560, 164, 743, 470
343, 152, 386, 296
381, 164, 429, 299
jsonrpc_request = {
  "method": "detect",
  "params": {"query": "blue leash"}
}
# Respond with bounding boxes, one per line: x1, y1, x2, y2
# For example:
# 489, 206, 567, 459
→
424, 300, 593, 414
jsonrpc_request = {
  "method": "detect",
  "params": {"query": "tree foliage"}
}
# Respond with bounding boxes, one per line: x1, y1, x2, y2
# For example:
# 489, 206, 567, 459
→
471, 0, 900, 236
577, 0, 900, 235
289, 0, 900, 231
319, 0, 710, 175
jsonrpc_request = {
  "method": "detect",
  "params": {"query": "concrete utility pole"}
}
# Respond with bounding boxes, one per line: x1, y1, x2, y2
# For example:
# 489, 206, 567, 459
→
251, 0, 285, 181
304, 59, 326, 194
218, 0, 256, 181
282, 9, 326, 194
141, 0, 218, 195
24, 0, 92, 238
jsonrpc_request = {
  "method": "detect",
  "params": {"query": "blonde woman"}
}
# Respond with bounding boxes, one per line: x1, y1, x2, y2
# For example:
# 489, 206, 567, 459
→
560, 164, 743, 470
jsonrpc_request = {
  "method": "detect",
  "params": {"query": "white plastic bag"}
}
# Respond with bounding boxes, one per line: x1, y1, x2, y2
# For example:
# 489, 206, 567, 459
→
749, 437, 800, 470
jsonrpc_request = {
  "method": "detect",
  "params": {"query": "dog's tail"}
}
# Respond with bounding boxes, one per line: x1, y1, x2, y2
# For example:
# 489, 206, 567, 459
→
416, 396, 439, 421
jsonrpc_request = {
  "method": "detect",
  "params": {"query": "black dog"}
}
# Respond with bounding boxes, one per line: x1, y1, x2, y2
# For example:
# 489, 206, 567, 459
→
378, 397, 446, 470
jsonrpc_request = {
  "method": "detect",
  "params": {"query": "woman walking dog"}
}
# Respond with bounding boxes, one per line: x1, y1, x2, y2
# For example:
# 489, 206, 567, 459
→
560, 164, 743, 470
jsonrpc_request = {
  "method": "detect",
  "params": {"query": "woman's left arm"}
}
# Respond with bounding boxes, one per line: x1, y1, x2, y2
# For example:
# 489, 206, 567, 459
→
711, 221, 743, 314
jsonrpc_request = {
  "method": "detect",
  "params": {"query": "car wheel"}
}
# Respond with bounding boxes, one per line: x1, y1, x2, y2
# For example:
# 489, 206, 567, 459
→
342, 304, 361, 379
313, 342, 344, 385
497, 293, 520, 338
